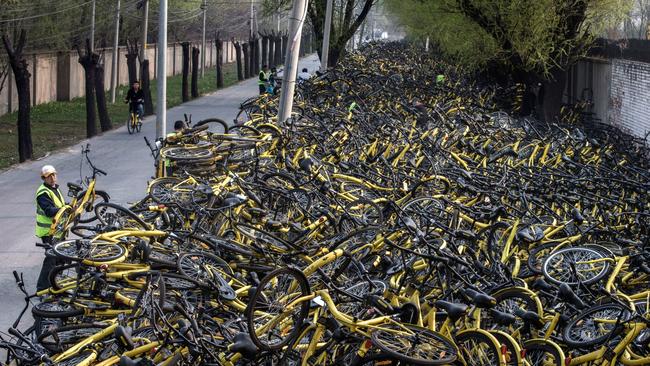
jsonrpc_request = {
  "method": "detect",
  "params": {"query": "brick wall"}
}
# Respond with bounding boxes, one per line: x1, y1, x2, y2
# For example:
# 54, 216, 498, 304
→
608, 59, 650, 141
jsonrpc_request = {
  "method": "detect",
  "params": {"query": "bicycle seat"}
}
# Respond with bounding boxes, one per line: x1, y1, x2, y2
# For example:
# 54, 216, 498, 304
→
516, 226, 544, 243
558, 283, 586, 309
462, 288, 496, 308
67, 182, 83, 192
114, 325, 135, 350
489, 309, 517, 326
531, 278, 554, 292
514, 308, 544, 329
434, 300, 468, 321
230, 332, 258, 360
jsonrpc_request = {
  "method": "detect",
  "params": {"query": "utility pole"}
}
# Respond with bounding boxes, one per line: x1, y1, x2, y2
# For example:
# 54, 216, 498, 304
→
201, 0, 207, 77
110, 0, 121, 104
320, 0, 333, 71
277, 0, 308, 124
156, 0, 167, 139
140, 0, 149, 61
425, 36, 429, 52
250, 0, 254, 38
90, 0, 96, 52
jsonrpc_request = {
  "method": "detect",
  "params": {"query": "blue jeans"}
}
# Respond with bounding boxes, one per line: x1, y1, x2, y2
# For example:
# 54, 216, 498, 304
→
131, 103, 144, 119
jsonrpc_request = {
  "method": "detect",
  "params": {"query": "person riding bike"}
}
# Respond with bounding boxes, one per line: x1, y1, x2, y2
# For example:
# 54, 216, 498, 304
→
124, 80, 145, 121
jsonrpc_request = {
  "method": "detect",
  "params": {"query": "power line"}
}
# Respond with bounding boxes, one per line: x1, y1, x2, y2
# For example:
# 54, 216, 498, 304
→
0, 1, 94, 24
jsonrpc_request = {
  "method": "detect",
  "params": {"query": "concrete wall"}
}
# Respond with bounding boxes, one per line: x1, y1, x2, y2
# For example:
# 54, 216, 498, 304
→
0, 40, 239, 117
569, 57, 650, 143
608, 59, 650, 138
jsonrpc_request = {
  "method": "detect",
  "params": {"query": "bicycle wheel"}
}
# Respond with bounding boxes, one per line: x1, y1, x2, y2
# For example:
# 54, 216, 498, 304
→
453, 330, 504, 366
338, 198, 383, 232
32, 300, 84, 319
94, 202, 149, 230
177, 251, 234, 286
127, 114, 135, 134
371, 323, 458, 365
38, 323, 108, 352
522, 339, 565, 366
194, 117, 229, 133
77, 190, 110, 223
247, 267, 310, 351
563, 303, 630, 348
53, 239, 126, 263
542, 246, 610, 286
148, 177, 196, 207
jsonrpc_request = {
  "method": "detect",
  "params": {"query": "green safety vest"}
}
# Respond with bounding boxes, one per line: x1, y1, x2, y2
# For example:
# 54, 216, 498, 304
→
436, 74, 445, 84
259, 71, 269, 86
35, 184, 65, 237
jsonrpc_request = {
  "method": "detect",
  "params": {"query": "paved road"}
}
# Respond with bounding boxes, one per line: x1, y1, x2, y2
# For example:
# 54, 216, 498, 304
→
0, 55, 320, 331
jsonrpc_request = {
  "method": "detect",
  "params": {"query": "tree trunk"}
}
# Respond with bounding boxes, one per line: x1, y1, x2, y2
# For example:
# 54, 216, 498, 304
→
234, 41, 243, 81
126, 52, 138, 86
215, 38, 224, 88
242, 42, 250, 79
268, 35, 275, 68
542, 68, 567, 123
252, 38, 260, 75
181, 42, 190, 102
140, 59, 154, 115
274, 36, 282, 66
2, 30, 32, 162
94, 63, 112, 132
191, 46, 199, 98
281, 35, 288, 62
77, 39, 98, 138
261, 36, 268, 68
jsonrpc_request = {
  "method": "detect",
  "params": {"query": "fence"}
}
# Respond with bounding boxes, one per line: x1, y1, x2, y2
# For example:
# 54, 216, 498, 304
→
0, 40, 239, 116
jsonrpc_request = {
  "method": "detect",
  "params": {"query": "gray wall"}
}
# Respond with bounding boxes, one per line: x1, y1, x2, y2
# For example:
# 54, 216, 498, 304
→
0, 40, 240, 117
568, 57, 650, 143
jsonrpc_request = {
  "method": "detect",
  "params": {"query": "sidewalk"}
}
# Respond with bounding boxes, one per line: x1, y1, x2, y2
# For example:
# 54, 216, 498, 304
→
0, 55, 320, 330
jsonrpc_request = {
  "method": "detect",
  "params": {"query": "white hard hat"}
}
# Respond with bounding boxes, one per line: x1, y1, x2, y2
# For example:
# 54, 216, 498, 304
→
41, 165, 57, 177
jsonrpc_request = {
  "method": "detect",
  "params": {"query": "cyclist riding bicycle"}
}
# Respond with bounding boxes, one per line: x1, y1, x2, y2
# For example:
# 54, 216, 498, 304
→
124, 80, 144, 121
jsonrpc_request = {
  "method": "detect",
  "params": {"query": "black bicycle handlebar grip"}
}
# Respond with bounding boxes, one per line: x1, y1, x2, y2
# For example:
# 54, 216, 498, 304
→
97, 168, 107, 176
13, 270, 20, 283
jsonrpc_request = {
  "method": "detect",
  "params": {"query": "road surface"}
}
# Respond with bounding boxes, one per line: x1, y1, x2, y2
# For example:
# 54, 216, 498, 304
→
0, 55, 320, 332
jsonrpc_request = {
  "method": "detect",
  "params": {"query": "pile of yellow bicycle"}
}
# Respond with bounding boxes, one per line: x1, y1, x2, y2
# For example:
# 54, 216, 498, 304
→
3, 42, 650, 366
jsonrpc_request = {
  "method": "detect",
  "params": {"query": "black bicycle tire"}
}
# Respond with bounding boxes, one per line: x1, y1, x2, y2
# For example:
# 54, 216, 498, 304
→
542, 246, 610, 286
31, 301, 84, 319
194, 117, 229, 133
562, 303, 629, 348
522, 339, 564, 366
38, 323, 107, 352
77, 190, 110, 224
453, 330, 502, 366
371, 323, 458, 365
246, 267, 310, 351
52, 240, 126, 263
94, 202, 149, 230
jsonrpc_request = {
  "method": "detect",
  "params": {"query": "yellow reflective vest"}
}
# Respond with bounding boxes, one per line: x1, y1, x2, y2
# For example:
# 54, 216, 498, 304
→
35, 184, 64, 237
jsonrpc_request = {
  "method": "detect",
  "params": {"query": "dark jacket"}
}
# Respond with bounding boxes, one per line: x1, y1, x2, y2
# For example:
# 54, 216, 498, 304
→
125, 88, 145, 104
37, 184, 64, 217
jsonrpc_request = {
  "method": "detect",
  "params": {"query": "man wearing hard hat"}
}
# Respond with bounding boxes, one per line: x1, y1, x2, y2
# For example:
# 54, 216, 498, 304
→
35, 165, 65, 291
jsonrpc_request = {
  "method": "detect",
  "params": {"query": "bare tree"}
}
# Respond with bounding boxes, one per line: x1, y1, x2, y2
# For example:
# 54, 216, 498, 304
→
2, 30, 32, 162
181, 41, 190, 102
191, 46, 199, 98
77, 39, 98, 138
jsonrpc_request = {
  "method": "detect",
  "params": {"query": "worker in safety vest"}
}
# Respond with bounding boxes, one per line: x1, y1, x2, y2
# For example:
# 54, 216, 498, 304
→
35, 165, 65, 291
259, 64, 270, 95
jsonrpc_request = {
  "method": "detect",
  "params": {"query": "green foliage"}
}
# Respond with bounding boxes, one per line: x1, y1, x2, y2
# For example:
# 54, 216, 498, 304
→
386, 0, 632, 76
